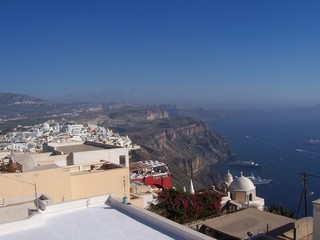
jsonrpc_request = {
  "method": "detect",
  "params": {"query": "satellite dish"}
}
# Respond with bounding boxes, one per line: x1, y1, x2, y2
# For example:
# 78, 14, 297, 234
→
34, 199, 46, 211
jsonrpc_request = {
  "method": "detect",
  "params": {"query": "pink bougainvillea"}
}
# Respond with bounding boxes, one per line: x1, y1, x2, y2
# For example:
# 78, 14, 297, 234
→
148, 188, 222, 224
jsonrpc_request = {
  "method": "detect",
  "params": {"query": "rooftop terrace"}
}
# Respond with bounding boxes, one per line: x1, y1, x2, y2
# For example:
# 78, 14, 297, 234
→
0, 195, 210, 240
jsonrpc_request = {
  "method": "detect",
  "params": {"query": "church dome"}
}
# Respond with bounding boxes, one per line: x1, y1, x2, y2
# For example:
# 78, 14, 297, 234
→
224, 170, 233, 185
229, 172, 255, 191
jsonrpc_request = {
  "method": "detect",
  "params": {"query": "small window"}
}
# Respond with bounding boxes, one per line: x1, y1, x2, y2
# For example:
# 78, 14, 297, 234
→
249, 193, 253, 201
119, 155, 126, 166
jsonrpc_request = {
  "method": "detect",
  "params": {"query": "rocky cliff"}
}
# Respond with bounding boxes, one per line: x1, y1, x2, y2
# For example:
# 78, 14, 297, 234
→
106, 115, 231, 190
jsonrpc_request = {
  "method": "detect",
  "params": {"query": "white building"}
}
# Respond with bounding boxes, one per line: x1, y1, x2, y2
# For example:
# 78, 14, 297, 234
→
43, 141, 129, 167
61, 124, 83, 136
219, 171, 265, 211
218, 170, 233, 193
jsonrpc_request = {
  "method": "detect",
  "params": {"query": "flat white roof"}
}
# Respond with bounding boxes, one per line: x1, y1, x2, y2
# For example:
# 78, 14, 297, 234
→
0, 195, 210, 240
0, 204, 177, 240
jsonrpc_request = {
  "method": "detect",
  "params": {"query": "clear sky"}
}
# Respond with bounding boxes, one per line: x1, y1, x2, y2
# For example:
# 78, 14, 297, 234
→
1, 1, 320, 109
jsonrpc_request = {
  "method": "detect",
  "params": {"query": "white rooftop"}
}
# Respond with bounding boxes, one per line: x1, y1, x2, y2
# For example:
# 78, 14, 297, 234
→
0, 195, 209, 240
1, 206, 172, 240
143, 160, 167, 167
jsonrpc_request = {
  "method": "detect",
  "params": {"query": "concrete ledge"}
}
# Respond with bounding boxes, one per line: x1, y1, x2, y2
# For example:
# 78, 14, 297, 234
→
0, 212, 43, 235
43, 194, 110, 215
0, 200, 36, 224
0, 194, 111, 234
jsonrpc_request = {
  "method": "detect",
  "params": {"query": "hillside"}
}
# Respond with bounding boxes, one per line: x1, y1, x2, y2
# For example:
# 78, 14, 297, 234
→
0, 93, 47, 105
102, 109, 231, 190
0, 93, 232, 189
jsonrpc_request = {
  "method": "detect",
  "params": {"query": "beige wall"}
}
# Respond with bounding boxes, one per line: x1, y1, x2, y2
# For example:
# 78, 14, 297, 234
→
234, 191, 246, 202
1, 166, 131, 205
70, 168, 130, 200
1, 144, 131, 206
0, 168, 72, 203
232, 190, 256, 203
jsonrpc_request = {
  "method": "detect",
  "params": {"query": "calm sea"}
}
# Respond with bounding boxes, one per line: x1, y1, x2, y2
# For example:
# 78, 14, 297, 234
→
209, 110, 320, 217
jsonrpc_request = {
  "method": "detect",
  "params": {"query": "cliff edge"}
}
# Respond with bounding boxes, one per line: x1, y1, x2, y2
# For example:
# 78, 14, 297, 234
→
103, 109, 231, 190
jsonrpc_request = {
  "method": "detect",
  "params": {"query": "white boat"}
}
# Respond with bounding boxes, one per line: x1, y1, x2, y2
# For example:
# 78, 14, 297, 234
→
247, 174, 272, 185
229, 160, 262, 169
305, 139, 320, 145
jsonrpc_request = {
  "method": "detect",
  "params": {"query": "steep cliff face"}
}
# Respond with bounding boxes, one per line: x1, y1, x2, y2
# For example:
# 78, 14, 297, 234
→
137, 120, 229, 162
109, 118, 231, 190
146, 110, 169, 120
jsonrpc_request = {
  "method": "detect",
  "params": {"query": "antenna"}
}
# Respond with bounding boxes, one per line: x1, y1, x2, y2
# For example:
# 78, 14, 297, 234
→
190, 159, 195, 194
122, 175, 128, 204
190, 159, 193, 181
297, 173, 307, 218
123, 176, 126, 198
296, 172, 320, 218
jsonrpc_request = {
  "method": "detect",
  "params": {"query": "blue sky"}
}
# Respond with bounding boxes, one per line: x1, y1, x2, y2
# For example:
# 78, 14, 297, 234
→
1, 1, 320, 109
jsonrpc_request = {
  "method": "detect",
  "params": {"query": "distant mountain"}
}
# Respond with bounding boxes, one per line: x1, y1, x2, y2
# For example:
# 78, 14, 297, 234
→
0, 93, 48, 106
157, 104, 237, 121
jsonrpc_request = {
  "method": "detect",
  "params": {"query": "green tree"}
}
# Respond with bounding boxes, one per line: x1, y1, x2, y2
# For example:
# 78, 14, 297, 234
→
267, 204, 294, 218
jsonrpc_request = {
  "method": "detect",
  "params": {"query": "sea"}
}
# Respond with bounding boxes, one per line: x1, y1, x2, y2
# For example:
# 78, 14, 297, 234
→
208, 110, 320, 217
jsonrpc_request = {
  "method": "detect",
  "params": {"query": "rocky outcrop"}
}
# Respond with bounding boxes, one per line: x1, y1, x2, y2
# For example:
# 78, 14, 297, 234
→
146, 110, 169, 120
109, 118, 231, 190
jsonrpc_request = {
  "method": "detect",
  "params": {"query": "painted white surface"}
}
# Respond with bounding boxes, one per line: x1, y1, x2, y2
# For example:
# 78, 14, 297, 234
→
0, 195, 210, 240
0, 204, 174, 240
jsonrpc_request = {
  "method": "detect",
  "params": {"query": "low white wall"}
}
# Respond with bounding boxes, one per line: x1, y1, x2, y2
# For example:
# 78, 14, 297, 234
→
44, 194, 110, 215
0, 212, 43, 235
0, 200, 35, 224
0, 194, 111, 235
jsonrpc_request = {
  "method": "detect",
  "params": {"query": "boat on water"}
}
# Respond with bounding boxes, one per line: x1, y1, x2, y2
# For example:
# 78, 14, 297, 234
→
305, 139, 320, 145
247, 174, 272, 185
229, 160, 262, 169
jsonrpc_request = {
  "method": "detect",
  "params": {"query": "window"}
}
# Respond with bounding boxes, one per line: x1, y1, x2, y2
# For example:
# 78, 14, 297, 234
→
119, 155, 126, 166
249, 193, 253, 201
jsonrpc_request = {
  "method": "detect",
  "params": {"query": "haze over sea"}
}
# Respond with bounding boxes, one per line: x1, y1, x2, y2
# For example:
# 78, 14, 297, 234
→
209, 109, 320, 217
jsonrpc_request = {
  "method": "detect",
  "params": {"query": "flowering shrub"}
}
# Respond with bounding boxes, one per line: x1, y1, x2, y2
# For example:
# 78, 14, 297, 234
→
148, 188, 221, 224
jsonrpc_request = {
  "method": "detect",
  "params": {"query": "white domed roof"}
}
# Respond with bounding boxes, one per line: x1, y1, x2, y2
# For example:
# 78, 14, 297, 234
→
224, 170, 233, 185
42, 123, 50, 130
229, 172, 255, 191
